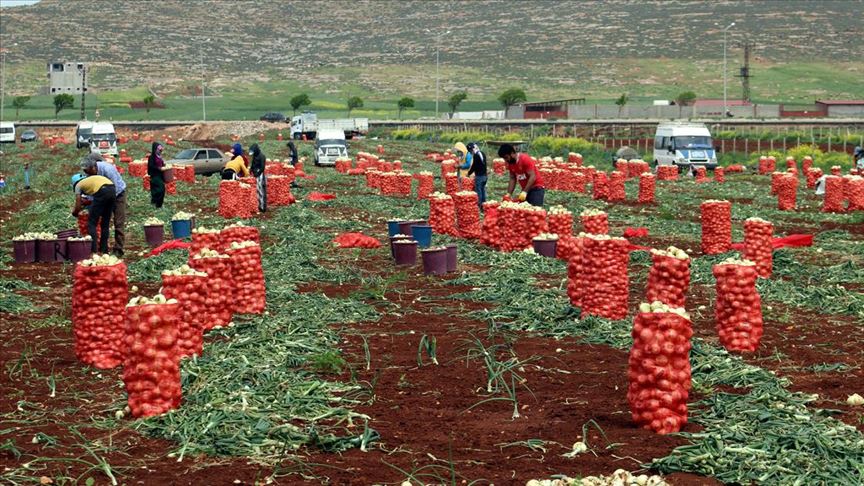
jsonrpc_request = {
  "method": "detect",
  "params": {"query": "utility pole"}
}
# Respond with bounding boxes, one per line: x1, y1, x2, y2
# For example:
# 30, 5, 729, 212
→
80, 64, 86, 120
722, 22, 735, 117
0, 43, 17, 122
426, 30, 450, 118
735, 41, 753, 103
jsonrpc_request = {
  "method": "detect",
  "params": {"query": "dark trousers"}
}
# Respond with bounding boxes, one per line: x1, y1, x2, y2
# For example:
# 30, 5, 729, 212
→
221, 169, 236, 180
150, 174, 165, 208
89, 185, 116, 253
474, 175, 487, 209
526, 188, 545, 207
113, 191, 127, 255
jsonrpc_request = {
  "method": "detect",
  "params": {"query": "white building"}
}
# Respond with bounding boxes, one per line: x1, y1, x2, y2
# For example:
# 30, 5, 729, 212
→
47, 62, 86, 94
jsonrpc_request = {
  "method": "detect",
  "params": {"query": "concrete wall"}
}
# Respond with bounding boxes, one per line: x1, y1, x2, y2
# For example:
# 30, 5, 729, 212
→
827, 105, 864, 117
450, 110, 505, 120
563, 103, 782, 119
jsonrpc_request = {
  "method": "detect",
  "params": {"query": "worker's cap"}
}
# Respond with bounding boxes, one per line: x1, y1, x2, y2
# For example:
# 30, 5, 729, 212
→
70, 173, 86, 190
466, 142, 477, 151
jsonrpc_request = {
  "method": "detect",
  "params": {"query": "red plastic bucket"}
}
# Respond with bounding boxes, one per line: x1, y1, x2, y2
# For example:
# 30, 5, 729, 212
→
421, 247, 448, 275
162, 167, 175, 183
144, 225, 165, 247
393, 240, 418, 266
445, 244, 457, 272
532, 239, 557, 258
13, 240, 37, 263
67, 240, 92, 262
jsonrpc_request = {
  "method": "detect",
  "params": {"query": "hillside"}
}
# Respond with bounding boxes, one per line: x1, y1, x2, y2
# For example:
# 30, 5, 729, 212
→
1, 0, 862, 109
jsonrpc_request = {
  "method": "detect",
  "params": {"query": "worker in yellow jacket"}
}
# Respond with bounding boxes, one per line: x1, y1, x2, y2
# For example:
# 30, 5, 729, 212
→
222, 155, 250, 180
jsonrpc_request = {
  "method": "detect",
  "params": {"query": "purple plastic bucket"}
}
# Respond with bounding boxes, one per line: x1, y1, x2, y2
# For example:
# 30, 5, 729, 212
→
445, 244, 457, 272
13, 240, 37, 263
36, 239, 55, 263
52, 239, 68, 262
393, 240, 418, 266
532, 239, 558, 258
421, 247, 448, 276
397, 221, 416, 235
389, 235, 412, 258
67, 240, 92, 262
144, 225, 165, 247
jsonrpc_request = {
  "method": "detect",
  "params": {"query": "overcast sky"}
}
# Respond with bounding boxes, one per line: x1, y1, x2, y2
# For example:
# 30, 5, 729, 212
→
0, 0, 41, 7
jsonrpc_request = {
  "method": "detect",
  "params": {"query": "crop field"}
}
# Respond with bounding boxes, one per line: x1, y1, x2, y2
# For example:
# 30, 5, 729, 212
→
1, 131, 863, 485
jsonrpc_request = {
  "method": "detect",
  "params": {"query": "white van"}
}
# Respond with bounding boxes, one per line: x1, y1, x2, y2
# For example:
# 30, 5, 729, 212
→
0, 122, 15, 144
314, 128, 348, 166
76, 121, 94, 149
89, 122, 118, 156
653, 122, 717, 171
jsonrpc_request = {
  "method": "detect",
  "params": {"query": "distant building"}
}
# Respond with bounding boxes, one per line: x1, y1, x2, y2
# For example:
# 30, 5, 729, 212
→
692, 99, 753, 108
47, 62, 86, 94
506, 98, 586, 119
815, 100, 864, 117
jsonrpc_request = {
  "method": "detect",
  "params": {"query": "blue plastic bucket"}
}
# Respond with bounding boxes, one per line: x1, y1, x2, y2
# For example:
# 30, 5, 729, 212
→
171, 219, 193, 239
387, 220, 403, 237
411, 225, 433, 248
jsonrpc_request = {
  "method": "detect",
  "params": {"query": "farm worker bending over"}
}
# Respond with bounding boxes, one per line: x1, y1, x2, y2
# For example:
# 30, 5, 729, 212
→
499, 143, 545, 207
233, 143, 250, 169
466, 142, 488, 209
147, 142, 166, 209
249, 143, 267, 213
222, 152, 250, 180
71, 173, 116, 254
83, 154, 128, 256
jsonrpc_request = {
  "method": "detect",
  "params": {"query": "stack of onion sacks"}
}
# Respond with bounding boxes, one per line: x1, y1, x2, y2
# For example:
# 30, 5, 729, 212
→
395, 172, 413, 197
638, 173, 656, 203
579, 234, 630, 320
497, 201, 547, 252
713, 258, 764, 352
627, 302, 693, 434
267, 175, 295, 206
379, 172, 398, 196
846, 175, 864, 211
822, 176, 845, 212
444, 173, 459, 195
72, 254, 128, 368
221, 223, 260, 248
454, 191, 481, 238
776, 173, 798, 210
161, 264, 208, 357
580, 208, 608, 235
480, 201, 502, 248
224, 241, 266, 314
188, 248, 233, 329
492, 158, 506, 175
700, 200, 732, 254
548, 205, 574, 259
694, 167, 708, 183
123, 293, 182, 418
415, 171, 434, 199
657, 165, 678, 181
805, 167, 823, 189
592, 171, 609, 200
218, 180, 257, 219
645, 246, 690, 308
566, 233, 589, 307
608, 171, 626, 201
713, 166, 725, 184
428, 192, 456, 235
190, 226, 220, 256
743, 217, 773, 278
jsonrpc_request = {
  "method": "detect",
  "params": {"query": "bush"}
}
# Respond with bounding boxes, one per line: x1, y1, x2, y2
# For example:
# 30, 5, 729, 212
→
531, 136, 602, 157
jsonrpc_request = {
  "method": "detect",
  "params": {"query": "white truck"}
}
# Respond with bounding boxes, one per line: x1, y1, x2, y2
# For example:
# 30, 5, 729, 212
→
89, 122, 119, 157
0, 122, 15, 144
653, 122, 717, 172
314, 128, 348, 167
290, 112, 368, 140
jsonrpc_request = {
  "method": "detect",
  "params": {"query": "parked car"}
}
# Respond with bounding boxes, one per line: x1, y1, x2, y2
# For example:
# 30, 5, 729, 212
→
20, 129, 38, 143
89, 122, 119, 156
166, 148, 226, 175
653, 122, 717, 172
260, 112, 286, 123
314, 128, 348, 167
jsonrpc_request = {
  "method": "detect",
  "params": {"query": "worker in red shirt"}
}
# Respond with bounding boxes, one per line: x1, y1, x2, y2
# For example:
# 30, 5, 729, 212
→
499, 143, 545, 206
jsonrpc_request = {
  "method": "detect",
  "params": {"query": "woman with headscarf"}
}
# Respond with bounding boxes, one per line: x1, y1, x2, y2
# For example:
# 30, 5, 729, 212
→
233, 143, 249, 169
147, 142, 166, 208
222, 144, 250, 180
453, 141, 473, 188
249, 143, 267, 212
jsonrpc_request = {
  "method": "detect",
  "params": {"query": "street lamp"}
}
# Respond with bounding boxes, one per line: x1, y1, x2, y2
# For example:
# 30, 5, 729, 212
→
0, 43, 18, 122
722, 22, 735, 117
426, 29, 450, 118
200, 39, 210, 122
